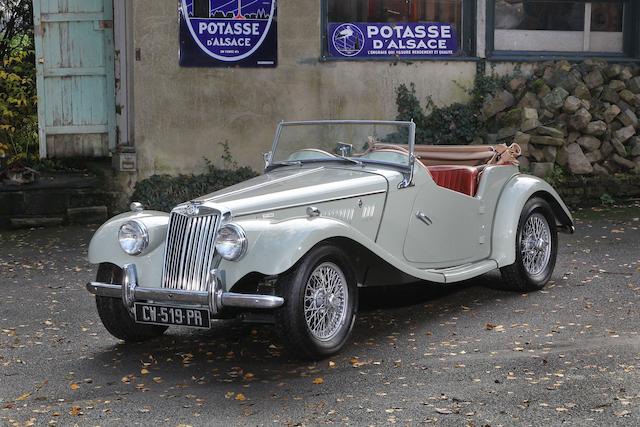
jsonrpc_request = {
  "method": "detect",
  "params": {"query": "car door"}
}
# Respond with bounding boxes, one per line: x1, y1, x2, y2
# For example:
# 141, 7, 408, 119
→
402, 174, 490, 267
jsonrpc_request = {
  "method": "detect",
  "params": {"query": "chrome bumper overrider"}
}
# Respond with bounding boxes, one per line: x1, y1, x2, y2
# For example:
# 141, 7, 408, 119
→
86, 264, 284, 315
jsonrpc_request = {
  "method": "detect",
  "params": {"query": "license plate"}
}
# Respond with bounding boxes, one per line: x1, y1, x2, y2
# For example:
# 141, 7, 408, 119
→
134, 303, 211, 328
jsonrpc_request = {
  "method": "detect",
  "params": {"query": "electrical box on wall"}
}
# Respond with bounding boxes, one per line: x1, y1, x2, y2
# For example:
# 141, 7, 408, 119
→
112, 148, 137, 172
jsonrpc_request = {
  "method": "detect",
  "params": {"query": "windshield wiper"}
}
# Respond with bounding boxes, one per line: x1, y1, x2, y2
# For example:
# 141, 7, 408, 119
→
269, 156, 363, 170
332, 155, 363, 166
271, 160, 303, 167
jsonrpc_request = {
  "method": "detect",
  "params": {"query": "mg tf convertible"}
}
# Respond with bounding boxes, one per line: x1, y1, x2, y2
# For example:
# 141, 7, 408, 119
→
86, 120, 574, 359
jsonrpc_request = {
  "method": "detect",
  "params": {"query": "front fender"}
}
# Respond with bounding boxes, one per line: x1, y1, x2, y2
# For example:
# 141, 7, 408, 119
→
220, 217, 364, 289
221, 216, 448, 289
491, 174, 574, 268
88, 210, 169, 287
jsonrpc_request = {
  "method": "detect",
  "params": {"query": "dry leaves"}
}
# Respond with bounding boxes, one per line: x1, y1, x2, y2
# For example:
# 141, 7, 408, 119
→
350, 357, 371, 368
312, 377, 324, 384
485, 323, 505, 332
15, 392, 31, 401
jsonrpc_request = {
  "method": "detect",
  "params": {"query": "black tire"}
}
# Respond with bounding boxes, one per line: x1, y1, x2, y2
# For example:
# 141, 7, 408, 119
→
500, 198, 558, 292
275, 245, 358, 360
95, 263, 168, 342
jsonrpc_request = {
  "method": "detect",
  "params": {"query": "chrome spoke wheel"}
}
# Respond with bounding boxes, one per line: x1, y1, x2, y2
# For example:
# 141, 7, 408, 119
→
303, 262, 348, 342
520, 213, 552, 276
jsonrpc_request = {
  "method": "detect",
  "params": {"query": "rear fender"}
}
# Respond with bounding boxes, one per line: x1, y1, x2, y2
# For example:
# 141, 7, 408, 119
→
491, 175, 574, 268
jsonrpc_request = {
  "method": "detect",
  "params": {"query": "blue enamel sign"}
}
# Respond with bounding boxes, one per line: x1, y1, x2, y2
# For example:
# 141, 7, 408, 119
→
327, 22, 457, 58
179, 0, 277, 67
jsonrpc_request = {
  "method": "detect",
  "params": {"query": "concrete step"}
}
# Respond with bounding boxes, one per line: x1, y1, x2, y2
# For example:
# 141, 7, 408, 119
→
1, 171, 117, 229
67, 206, 108, 224
9, 217, 64, 229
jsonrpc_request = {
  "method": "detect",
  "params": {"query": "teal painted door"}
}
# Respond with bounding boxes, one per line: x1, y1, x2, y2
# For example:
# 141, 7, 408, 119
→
34, 0, 116, 158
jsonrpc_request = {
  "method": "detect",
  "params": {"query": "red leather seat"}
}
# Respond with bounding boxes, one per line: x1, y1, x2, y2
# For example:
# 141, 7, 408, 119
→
427, 165, 479, 197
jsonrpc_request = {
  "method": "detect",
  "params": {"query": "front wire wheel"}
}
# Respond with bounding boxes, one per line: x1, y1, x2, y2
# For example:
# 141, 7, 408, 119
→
276, 246, 357, 360
501, 198, 558, 292
95, 263, 168, 342
303, 262, 349, 342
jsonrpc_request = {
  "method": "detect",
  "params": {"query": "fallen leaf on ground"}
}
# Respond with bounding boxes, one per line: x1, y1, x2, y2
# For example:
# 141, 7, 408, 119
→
235, 393, 246, 401
313, 377, 324, 384
350, 357, 370, 368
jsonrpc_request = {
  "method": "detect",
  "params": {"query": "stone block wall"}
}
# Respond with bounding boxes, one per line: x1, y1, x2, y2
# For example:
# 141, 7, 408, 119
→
482, 59, 640, 178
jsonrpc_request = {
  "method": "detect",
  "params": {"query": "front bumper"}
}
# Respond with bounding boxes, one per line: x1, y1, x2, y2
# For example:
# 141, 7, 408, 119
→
86, 264, 284, 316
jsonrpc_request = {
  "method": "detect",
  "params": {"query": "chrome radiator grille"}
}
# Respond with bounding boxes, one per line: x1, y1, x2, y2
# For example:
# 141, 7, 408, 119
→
161, 212, 219, 291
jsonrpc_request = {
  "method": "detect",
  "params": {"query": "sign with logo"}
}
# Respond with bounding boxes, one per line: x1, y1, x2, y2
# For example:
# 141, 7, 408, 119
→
327, 22, 457, 58
179, 0, 277, 67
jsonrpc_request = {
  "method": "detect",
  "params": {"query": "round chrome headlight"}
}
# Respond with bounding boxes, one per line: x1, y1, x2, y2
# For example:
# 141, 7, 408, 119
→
215, 223, 247, 261
118, 220, 149, 255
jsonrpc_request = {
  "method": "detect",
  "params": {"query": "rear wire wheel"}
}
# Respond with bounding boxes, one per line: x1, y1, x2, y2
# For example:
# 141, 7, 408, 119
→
500, 198, 558, 292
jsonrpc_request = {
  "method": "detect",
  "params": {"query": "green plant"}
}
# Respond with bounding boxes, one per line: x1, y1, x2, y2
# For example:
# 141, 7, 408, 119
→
468, 62, 514, 109
0, 33, 37, 172
395, 83, 429, 143
395, 61, 512, 145
599, 192, 615, 206
219, 140, 238, 169
0, 1, 34, 61
544, 165, 567, 187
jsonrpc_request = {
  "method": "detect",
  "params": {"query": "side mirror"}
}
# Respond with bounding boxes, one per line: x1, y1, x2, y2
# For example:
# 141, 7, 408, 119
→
263, 151, 272, 169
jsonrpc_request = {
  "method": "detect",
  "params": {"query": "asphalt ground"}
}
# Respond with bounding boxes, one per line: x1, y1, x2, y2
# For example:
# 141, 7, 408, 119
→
1, 203, 639, 426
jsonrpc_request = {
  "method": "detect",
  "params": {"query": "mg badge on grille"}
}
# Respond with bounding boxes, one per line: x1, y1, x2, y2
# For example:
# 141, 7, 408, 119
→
186, 202, 200, 216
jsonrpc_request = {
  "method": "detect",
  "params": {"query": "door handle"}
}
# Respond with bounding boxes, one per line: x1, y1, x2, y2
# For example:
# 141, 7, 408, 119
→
416, 211, 432, 226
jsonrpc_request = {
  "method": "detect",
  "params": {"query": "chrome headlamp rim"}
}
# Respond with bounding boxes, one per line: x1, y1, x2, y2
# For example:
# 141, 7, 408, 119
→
215, 222, 248, 261
118, 219, 149, 256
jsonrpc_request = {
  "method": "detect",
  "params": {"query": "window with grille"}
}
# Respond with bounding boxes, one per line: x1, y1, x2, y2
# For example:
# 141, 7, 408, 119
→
492, 0, 627, 54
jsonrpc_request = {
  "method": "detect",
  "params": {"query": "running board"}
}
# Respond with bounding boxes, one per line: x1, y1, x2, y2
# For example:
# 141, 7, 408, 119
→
423, 260, 499, 284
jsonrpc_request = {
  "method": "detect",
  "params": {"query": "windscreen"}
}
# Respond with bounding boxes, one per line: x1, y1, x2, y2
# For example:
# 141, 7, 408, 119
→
272, 122, 413, 168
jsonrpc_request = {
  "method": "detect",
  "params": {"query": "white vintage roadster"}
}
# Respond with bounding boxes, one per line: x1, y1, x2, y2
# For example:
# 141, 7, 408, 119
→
87, 120, 574, 359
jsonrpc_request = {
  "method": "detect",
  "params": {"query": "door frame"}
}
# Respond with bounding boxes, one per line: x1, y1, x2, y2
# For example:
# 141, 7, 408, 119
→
114, 0, 134, 148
